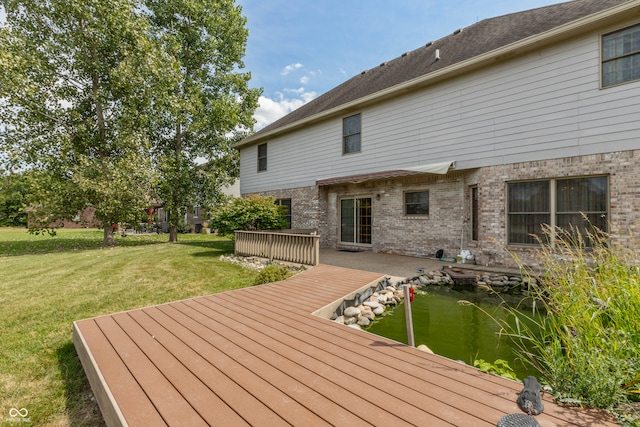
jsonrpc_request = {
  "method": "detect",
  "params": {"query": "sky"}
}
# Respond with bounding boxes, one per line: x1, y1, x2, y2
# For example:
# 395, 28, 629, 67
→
236, 0, 568, 129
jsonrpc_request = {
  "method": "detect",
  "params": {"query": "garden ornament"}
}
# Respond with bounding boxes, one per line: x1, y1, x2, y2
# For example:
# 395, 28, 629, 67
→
517, 376, 544, 415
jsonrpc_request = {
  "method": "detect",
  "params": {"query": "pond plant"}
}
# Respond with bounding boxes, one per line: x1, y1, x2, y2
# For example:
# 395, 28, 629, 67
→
494, 222, 640, 424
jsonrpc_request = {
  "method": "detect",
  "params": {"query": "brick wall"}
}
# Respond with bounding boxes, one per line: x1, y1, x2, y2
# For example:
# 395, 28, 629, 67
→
249, 150, 640, 270
476, 150, 640, 268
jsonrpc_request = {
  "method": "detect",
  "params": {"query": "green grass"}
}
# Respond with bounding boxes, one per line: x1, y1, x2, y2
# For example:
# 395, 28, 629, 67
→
0, 228, 258, 426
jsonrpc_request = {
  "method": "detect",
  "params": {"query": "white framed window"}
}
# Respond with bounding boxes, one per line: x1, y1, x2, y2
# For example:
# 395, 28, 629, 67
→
507, 176, 608, 245
257, 143, 267, 172
404, 191, 429, 216
342, 113, 361, 154
602, 23, 640, 87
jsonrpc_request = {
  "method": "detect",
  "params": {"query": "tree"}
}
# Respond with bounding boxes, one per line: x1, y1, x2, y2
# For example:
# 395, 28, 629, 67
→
0, 171, 29, 226
0, 0, 173, 245
209, 195, 289, 237
144, 0, 260, 243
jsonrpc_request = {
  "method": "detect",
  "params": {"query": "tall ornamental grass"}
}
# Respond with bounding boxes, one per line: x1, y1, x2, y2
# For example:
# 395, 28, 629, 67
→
503, 223, 639, 417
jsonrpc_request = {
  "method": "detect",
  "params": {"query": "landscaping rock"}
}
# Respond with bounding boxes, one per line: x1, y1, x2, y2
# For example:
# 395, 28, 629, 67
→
343, 306, 361, 317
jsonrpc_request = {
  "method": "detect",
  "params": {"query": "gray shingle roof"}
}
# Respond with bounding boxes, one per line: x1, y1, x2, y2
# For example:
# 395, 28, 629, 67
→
242, 0, 630, 145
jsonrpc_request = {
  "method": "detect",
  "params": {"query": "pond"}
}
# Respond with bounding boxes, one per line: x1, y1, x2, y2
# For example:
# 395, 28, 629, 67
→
366, 286, 541, 380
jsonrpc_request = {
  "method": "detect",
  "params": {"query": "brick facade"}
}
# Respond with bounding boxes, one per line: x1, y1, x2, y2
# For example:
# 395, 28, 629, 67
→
252, 150, 640, 270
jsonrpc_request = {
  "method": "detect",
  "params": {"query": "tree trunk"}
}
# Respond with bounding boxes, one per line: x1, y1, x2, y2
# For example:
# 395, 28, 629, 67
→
169, 224, 178, 243
103, 224, 115, 246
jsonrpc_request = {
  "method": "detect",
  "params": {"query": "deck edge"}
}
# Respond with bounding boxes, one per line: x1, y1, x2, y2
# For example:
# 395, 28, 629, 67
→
73, 320, 128, 427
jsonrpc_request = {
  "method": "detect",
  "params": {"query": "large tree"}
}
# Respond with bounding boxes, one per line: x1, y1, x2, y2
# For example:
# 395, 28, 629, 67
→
145, 0, 260, 242
0, 0, 174, 245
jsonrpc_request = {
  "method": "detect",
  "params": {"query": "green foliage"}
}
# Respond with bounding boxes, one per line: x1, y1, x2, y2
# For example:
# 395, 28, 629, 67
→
0, 0, 165, 245
499, 224, 640, 415
144, 0, 260, 242
0, 172, 29, 226
253, 264, 293, 285
473, 358, 519, 381
209, 195, 289, 236
0, 0, 259, 246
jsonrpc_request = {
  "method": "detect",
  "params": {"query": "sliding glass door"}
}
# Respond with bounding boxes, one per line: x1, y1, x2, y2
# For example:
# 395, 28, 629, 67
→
340, 197, 372, 245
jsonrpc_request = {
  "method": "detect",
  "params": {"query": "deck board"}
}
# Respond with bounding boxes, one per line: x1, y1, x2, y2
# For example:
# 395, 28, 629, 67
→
74, 264, 618, 427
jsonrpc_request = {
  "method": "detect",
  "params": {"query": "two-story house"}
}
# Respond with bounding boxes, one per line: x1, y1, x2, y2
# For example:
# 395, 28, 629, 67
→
235, 0, 640, 268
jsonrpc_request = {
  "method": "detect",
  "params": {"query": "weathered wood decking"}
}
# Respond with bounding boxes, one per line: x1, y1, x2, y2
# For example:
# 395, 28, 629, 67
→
74, 265, 617, 426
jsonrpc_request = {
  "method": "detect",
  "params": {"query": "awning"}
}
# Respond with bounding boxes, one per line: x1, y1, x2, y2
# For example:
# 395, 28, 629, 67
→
316, 160, 455, 186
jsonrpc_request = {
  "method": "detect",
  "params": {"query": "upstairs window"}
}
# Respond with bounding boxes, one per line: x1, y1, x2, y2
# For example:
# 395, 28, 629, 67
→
257, 143, 267, 172
404, 191, 429, 216
602, 23, 640, 87
343, 113, 361, 154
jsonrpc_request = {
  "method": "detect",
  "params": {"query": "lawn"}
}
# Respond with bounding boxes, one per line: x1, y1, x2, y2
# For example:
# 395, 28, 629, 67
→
0, 228, 258, 426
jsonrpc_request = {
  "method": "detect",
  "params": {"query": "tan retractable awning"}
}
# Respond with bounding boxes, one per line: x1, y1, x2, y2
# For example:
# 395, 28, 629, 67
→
316, 161, 455, 186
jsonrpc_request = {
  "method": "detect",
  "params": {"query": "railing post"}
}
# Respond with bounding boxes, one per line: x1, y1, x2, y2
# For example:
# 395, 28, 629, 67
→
268, 232, 273, 263
403, 285, 415, 347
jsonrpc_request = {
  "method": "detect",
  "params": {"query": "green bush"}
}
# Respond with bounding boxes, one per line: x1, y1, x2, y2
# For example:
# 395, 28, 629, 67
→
501, 223, 640, 416
209, 195, 289, 236
253, 264, 293, 285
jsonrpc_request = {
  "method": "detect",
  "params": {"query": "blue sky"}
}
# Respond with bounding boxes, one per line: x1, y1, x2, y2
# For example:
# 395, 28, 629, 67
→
237, 0, 567, 129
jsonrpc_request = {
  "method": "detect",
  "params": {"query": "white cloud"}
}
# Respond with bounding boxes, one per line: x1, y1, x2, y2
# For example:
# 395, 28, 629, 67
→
253, 90, 317, 130
300, 76, 309, 84
280, 63, 303, 76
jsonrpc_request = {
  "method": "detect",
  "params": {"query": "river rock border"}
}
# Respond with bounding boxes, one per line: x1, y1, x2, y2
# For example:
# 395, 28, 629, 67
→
332, 270, 539, 330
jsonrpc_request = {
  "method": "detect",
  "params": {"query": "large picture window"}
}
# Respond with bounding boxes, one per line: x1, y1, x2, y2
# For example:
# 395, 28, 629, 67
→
343, 113, 361, 154
404, 191, 429, 216
507, 176, 607, 245
602, 23, 640, 87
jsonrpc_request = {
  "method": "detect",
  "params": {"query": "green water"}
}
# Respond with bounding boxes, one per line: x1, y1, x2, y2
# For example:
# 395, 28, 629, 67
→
366, 286, 540, 380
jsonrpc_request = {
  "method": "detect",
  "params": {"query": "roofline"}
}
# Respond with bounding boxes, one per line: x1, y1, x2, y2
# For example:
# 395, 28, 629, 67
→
235, 0, 640, 149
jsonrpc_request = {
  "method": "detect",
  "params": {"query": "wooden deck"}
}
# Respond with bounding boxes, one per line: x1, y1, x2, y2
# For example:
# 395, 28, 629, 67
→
73, 264, 618, 426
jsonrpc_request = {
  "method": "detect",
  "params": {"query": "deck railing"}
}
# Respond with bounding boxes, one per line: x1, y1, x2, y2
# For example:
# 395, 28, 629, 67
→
234, 230, 320, 266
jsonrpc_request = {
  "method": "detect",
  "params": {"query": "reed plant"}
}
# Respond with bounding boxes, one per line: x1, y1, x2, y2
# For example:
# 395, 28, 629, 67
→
497, 222, 640, 419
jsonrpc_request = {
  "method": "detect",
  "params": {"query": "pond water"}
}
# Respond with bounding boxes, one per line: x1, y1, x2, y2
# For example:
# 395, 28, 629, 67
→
366, 286, 540, 380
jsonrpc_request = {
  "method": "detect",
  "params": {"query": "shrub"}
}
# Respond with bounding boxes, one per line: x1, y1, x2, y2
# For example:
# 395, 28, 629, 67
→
500, 223, 640, 414
253, 264, 293, 285
209, 195, 289, 237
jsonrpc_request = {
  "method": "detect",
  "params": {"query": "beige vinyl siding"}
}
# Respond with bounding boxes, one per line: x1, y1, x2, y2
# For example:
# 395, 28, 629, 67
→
240, 20, 640, 195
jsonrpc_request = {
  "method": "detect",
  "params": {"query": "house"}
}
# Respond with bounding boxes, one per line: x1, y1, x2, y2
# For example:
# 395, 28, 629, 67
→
235, 0, 640, 269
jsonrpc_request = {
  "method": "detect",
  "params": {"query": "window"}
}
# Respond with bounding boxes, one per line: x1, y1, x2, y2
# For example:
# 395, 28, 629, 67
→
257, 143, 267, 172
275, 198, 292, 228
507, 176, 607, 245
471, 186, 479, 241
602, 24, 640, 87
343, 113, 361, 154
404, 191, 429, 216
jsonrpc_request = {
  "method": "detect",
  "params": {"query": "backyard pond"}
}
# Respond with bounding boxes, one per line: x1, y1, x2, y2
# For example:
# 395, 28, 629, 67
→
366, 285, 542, 380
